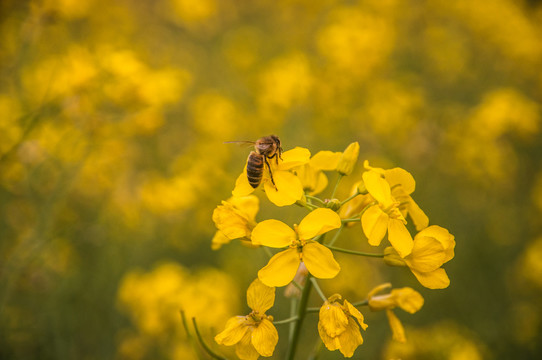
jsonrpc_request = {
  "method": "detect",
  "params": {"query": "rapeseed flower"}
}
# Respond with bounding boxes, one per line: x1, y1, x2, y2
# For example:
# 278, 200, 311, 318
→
364, 161, 428, 231
368, 283, 424, 342
318, 294, 368, 357
384, 225, 455, 289
215, 279, 278, 360
233, 147, 310, 206
212, 195, 259, 249
361, 169, 414, 257
251, 208, 341, 287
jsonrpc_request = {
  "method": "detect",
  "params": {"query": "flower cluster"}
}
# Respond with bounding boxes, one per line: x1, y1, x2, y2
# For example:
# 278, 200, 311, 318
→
211, 138, 455, 359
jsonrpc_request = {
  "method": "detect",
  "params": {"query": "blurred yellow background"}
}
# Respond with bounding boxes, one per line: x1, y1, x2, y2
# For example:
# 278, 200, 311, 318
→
1, 0, 541, 359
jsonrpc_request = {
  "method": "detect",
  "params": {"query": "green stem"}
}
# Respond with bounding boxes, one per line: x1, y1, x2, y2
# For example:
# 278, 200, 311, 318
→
289, 297, 297, 342
326, 225, 343, 247
310, 278, 327, 302
273, 315, 299, 325
325, 245, 384, 258
286, 275, 313, 360
341, 217, 360, 223
330, 174, 343, 199
305, 194, 325, 205
297, 200, 319, 211
339, 192, 360, 207
192, 318, 229, 360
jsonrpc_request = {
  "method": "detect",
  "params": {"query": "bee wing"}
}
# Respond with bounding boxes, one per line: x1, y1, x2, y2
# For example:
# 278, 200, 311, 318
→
224, 140, 256, 148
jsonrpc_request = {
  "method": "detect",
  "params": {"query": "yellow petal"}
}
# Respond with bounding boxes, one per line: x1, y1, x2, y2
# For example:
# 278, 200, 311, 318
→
310, 150, 342, 170
211, 231, 231, 250
264, 171, 303, 206
418, 225, 455, 262
251, 318, 278, 357
277, 147, 311, 170
303, 242, 341, 279
215, 316, 249, 346
367, 282, 392, 299
392, 287, 424, 314
388, 218, 414, 257
337, 317, 363, 357
406, 197, 429, 231
319, 302, 349, 337
251, 219, 295, 248
411, 268, 450, 289
318, 318, 341, 351
212, 203, 251, 239
247, 279, 275, 313
361, 205, 389, 246
385, 167, 415, 194
404, 236, 446, 272
258, 248, 300, 287
235, 331, 260, 360
386, 310, 406, 343
297, 208, 342, 240
344, 300, 368, 330
362, 171, 392, 205
233, 171, 256, 197
229, 195, 260, 221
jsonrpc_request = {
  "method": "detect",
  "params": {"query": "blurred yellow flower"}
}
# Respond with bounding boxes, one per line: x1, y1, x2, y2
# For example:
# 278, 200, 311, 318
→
212, 195, 259, 250
251, 208, 341, 287
117, 263, 239, 337
258, 53, 313, 111
316, 8, 394, 78
386, 225, 455, 289
233, 147, 310, 206
368, 283, 424, 342
318, 294, 368, 358
361, 169, 414, 257
215, 279, 278, 360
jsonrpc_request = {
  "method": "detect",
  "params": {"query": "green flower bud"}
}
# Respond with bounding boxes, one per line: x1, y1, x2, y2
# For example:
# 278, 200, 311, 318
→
324, 198, 341, 211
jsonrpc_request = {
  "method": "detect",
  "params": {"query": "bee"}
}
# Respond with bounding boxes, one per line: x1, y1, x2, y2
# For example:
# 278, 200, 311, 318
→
226, 135, 283, 189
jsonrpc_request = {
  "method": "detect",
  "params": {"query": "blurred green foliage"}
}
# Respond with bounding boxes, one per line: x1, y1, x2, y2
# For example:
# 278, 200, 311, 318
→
1, 0, 541, 359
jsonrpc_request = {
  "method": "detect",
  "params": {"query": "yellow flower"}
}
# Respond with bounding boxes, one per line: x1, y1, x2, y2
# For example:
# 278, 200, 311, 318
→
361, 170, 414, 257
232, 147, 310, 206
310, 141, 360, 176
368, 283, 424, 343
406, 225, 455, 289
251, 208, 341, 287
212, 195, 259, 250
318, 294, 368, 358
384, 225, 455, 289
215, 279, 278, 360
364, 161, 429, 231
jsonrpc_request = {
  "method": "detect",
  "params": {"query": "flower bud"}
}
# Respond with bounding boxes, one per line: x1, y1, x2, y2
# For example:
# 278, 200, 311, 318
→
324, 198, 341, 211
337, 142, 359, 175
383, 246, 407, 267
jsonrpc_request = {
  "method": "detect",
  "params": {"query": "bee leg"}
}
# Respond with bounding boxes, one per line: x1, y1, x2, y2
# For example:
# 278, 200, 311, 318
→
263, 156, 278, 190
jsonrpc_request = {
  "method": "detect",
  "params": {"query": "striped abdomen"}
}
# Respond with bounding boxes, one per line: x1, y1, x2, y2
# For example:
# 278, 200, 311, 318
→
246, 151, 264, 188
